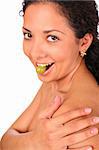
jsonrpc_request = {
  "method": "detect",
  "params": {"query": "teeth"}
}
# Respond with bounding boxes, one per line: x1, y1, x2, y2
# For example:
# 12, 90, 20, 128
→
37, 64, 46, 67
37, 63, 52, 67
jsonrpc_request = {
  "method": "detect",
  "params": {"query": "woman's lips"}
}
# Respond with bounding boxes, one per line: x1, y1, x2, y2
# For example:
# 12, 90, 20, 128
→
36, 62, 55, 75
43, 63, 55, 75
36, 62, 54, 74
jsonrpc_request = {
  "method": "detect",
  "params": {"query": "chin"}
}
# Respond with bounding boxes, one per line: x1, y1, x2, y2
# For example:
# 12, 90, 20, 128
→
37, 74, 57, 83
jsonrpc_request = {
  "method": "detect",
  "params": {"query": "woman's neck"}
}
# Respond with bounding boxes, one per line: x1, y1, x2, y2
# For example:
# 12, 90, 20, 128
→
49, 59, 97, 101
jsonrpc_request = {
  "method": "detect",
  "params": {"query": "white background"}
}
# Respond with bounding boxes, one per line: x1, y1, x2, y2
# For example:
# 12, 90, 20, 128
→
0, 0, 99, 139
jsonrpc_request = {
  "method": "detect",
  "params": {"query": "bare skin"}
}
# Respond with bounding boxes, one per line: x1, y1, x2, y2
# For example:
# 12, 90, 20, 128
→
27, 60, 99, 149
1, 61, 99, 150
1, 62, 99, 149
1, 3, 99, 150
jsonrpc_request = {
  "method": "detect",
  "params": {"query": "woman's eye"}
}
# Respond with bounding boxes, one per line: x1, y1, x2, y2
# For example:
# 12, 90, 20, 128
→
47, 35, 59, 42
23, 33, 32, 40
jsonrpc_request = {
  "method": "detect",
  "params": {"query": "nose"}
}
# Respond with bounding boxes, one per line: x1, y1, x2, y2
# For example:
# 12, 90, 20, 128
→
29, 40, 47, 61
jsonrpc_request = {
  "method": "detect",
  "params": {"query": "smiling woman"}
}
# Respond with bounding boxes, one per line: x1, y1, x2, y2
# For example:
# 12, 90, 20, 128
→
22, 3, 83, 84
1, 0, 99, 150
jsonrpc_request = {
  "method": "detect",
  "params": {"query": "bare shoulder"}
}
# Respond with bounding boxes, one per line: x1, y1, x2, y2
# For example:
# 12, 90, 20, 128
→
9, 84, 43, 133
72, 85, 99, 149
53, 83, 99, 149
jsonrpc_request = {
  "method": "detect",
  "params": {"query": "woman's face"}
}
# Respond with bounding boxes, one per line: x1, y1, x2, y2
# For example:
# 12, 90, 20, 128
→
23, 3, 82, 82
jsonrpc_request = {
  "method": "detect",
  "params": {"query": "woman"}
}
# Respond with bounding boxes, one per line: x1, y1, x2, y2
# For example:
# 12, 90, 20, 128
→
1, 0, 99, 149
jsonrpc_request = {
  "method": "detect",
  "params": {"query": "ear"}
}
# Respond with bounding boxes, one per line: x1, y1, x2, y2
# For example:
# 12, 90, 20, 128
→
79, 33, 93, 53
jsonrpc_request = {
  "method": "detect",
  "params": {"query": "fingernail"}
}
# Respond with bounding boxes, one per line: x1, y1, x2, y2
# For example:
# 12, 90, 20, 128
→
90, 127, 98, 135
84, 108, 92, 114
92, 117, 99, 123
86, 146, 92, 150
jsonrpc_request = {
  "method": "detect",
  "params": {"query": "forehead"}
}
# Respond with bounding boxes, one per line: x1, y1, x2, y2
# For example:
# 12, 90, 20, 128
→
24, 2, 62, 18
23, 3, 70, 30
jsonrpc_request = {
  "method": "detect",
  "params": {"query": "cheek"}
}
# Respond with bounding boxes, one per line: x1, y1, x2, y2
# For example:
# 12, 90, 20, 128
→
49, 46, 76, 62
47, 44, 67, 61
59, 43, 80, 61
23, 41, 31, 57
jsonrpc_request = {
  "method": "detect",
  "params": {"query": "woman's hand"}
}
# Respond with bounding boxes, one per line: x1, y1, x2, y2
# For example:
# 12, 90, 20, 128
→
31, 96, 99, 150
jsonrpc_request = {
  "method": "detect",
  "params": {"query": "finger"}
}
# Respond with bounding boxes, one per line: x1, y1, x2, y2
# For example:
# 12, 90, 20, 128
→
69, 146, 93, 150
50, 107, 92, 127
54, 116, 99, 138
60, 127, 98, 147
39, 96, 62, 119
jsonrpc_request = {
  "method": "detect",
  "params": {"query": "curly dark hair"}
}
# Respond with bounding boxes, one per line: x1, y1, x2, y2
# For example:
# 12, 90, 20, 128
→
21, 0, 99, 84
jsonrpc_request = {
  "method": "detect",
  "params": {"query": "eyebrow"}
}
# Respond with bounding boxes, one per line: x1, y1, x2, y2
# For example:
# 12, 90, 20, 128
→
43, 29, 65, 35
22, 27, 31, 33
22, 27, 65, 35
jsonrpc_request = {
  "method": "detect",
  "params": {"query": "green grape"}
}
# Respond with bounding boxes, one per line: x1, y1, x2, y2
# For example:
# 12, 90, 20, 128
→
36, 65, 47, 74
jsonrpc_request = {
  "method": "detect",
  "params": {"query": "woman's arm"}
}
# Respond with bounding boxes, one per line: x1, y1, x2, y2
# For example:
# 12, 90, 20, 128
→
1, 130, 35, 150
0, 85, 43, 150
1, 95, 63, 150
10, 89, 41, 133
1, 96, 99, 150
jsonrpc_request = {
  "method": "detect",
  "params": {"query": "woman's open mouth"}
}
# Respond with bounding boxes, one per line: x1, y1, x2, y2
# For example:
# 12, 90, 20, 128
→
36, 62, 54, 74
